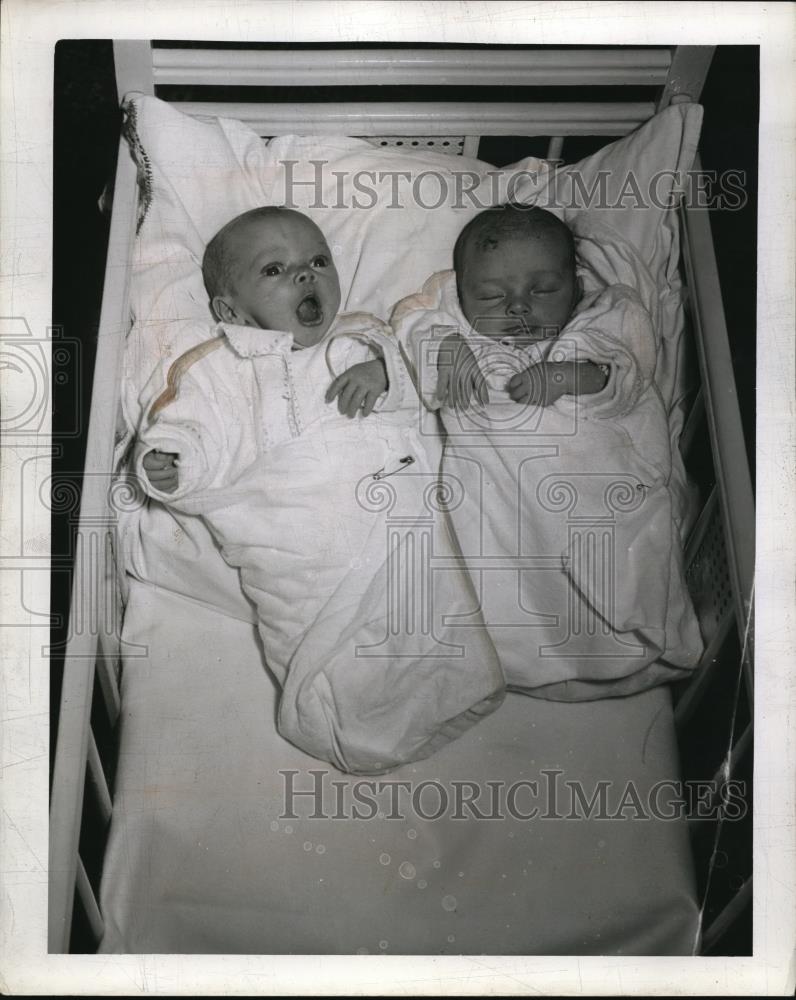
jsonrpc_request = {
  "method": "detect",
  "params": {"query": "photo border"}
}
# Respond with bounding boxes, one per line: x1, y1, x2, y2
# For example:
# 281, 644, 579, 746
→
1, 1, 794, 994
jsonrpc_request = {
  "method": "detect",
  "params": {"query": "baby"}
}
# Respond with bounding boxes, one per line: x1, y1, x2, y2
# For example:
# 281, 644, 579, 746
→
393, 203, 702, 700
135, 206, 504, 774
144, 206, 393, 492
425, 204, 609, 411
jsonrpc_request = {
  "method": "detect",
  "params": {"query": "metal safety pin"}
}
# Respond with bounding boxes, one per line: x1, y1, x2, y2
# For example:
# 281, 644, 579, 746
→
372, 455, 415, 480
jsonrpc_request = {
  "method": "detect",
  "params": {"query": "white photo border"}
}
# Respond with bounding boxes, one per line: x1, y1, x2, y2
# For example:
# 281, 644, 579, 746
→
1, 1, 794, 995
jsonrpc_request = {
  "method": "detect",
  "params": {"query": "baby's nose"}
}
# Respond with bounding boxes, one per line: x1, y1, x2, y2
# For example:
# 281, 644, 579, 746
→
294, 265, 315, 284
506, 297, 530, 316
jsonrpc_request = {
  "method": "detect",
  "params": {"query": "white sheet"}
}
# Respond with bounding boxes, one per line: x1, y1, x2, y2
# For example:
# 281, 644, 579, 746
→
100, 579, 699, 955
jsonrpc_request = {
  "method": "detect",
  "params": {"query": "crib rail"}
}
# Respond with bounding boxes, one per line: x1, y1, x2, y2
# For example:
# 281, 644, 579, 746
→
48, 130, 139, 953
117, 41, 713, 160
679, 180, 755, 641
152, 46, 673, 89
170, 100, 655, 137
676, 179, 755, 955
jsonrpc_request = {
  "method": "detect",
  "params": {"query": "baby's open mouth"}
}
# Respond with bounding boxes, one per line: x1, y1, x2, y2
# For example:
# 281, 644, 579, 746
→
296, 294, 324, 326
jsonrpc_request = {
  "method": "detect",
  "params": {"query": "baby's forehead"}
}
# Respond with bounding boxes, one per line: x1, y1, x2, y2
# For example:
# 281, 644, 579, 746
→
232, 211, 323, 247
459, 233, 573, 285
465, 227, 565, 258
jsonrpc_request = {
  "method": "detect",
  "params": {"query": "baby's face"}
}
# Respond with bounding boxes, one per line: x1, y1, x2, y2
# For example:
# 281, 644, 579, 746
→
458, 233, 577, 342
217, 213, 341, 347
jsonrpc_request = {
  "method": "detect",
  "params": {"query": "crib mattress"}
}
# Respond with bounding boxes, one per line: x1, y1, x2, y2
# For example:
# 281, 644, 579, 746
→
99, 577, 699, 955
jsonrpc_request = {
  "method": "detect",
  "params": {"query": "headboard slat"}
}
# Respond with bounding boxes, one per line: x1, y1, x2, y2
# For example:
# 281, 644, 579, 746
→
152, 46, 671, 88
657, 46, 715, 109
172, 100, 655, 136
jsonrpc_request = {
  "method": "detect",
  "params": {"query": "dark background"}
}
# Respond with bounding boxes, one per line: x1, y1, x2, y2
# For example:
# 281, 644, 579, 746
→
50, 42, 758, 953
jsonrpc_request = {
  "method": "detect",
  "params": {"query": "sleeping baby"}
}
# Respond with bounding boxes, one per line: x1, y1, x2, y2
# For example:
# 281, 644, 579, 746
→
136, 206, 504, 774
393, 203, 702, 700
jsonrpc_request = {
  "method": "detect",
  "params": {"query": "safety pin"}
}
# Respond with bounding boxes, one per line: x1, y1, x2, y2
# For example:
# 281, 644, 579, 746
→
372, 455, 415, 480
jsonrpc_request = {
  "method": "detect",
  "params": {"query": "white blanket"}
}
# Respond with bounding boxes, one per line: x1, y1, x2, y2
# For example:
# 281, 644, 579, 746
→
393, 265, 703, 700
133, 314, 504, 773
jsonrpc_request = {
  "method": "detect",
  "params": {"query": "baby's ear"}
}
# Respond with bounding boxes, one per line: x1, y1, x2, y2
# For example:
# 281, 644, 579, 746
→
212, 296, 238, 324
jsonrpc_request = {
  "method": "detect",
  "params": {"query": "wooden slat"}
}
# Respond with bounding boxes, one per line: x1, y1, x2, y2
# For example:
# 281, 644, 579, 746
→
546, 136, 564, 161
684, 484, 718, 570
674, 607, 734, 729
658, 46, 715, 110
86, 730, 113, 827
700, 876, 752, 953
153, 46, 671, 89
75, 857, 105, 945
48, 661, 94, 953
95, 637, 121, 729
680, 190, 755, 690
173, 101, 655, 136
684, 723, 752, 823
48, 132, 139, 954
679, 385, 706, 461
677, 196, 754, 951
113, 40, 155, 97
709, 722, 752, 790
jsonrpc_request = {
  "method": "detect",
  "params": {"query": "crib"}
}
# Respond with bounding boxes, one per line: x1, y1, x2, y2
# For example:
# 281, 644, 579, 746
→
48, 41, 755, 955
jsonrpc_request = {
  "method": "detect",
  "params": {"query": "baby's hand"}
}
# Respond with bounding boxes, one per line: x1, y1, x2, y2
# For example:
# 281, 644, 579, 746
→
506, 362, 570, 407
142, 449, 179, 493
435, 332, 489, 409
325, 358, 388, 418
507, 360, 609, 406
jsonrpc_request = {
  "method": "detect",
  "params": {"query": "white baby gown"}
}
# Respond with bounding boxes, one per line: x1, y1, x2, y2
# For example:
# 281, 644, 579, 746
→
134, 313, 505, 772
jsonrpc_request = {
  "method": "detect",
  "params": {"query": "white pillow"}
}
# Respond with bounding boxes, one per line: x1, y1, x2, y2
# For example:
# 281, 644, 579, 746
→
124, 93, 701, 403
125, 95, 497, 325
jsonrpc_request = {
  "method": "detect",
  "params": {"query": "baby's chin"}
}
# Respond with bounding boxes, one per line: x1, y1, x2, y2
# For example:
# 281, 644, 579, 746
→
290, 314, 335, 347
470, 319, 560, 343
